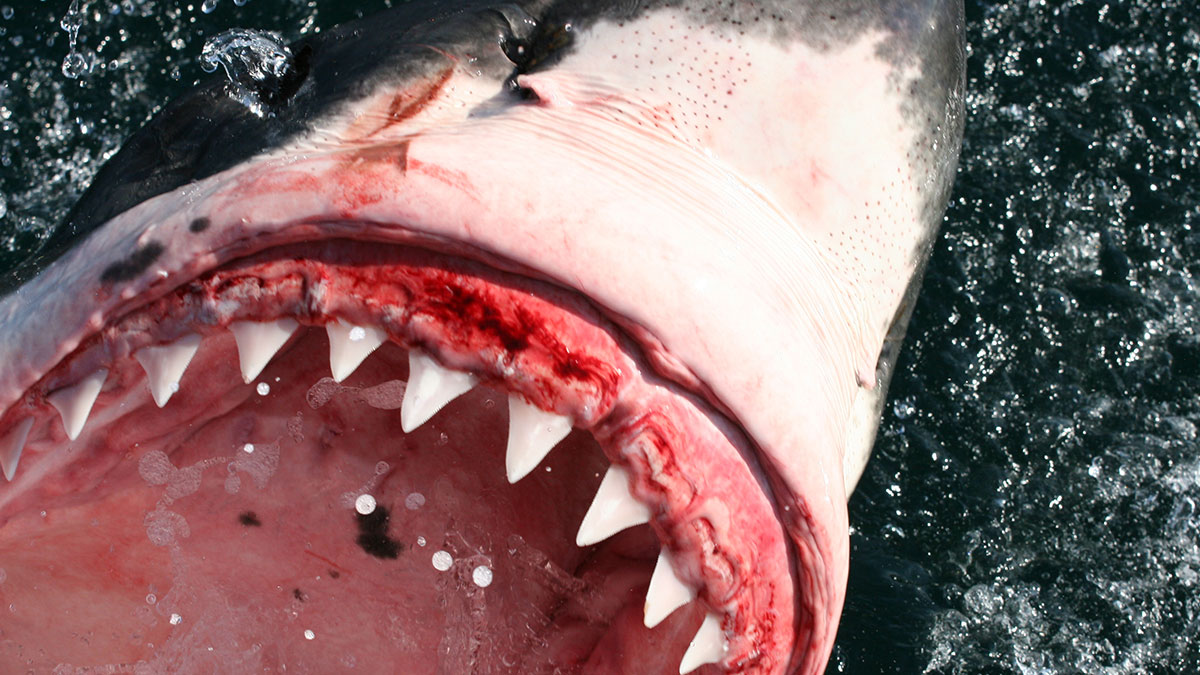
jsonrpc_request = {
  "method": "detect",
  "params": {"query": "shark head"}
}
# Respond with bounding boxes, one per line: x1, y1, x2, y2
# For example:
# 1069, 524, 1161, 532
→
0, 1, 964, 672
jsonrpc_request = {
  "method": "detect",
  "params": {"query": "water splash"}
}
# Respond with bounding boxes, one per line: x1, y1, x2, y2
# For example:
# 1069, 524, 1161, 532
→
59, 0, 93, 79
199, 28, 294, 117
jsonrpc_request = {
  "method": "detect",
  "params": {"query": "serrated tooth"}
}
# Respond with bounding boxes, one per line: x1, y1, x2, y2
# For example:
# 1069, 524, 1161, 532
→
1, 418, 34, 482
644, 548, 697, 629
135, 333, 202, 407
505, 394, 572, 483
229, 318, 299, 383
400, 350, 477, 433
327, 319, 385, 382
48, 368, 108, 441
576, 465, 651, 547
679, 613, 727, 674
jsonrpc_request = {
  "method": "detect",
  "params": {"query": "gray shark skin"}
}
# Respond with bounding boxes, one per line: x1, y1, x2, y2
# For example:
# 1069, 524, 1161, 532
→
0, 1, 964, 673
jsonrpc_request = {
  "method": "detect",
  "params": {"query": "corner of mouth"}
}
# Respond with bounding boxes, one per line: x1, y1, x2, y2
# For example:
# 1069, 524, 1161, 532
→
0, 235, 808, 673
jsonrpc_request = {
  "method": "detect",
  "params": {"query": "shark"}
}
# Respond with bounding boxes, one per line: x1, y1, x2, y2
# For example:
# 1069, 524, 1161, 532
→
0, 0, 964, 672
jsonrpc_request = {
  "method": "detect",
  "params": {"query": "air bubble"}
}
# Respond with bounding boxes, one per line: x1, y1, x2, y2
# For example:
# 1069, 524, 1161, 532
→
256, 382, 270, 396
355, 494, 377, 515
303, 629, 315, 640
375, 461, 389, 475
472, 565, 493, 588
405, 492, 425, 510
145, 593, 156, 604
416, 536, 426, 547
349, 326, 366, 341
432, 550, 453, 571
243, 443, 254, 454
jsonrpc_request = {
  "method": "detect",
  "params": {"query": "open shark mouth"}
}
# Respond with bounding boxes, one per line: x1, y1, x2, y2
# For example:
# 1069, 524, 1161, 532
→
0, 1, 964, 673
0, 239, 794, 673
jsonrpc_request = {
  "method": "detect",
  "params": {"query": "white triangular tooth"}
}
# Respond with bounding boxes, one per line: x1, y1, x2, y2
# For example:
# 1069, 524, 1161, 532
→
679, 612, 727, 674
575, 465, 652, 547
229, 318, 299, 383
48, 368, 108, 441
327, 319, 386, 382
506, 394, 572, 483
135, 333, 202, 407
644, 548, 697, 629
400, 350, 477, 433
1, 418, 34, 482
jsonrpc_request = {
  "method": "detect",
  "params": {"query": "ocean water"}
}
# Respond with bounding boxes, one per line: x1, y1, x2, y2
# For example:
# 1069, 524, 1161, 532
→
0, 1, 1196, 673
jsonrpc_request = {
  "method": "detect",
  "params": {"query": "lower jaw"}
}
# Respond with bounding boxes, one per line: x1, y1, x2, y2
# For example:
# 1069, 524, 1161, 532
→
0, 240, 796, 673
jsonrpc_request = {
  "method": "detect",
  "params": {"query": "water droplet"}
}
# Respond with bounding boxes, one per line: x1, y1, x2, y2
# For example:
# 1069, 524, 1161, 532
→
349, 326, 365, 341
355, 494, 376, 515
200, 0, 219, 14
303, 628, 315, 640
243, 443, 254, 454
432, 550, 453, 571
472, 565, 493, 588
416, 536, 426, 547
0, 6, 13, 20
256, 382, 270, 396
169, 613, 182, 625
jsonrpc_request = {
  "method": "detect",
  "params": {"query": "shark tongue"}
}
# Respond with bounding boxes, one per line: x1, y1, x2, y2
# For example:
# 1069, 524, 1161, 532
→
0, 241, 795, 673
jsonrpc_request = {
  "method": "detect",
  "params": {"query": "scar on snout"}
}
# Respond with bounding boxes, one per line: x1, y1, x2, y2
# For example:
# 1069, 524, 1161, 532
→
238, 511, 262, 527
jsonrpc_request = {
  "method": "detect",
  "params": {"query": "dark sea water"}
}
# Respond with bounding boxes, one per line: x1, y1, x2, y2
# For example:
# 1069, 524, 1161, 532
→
0, 1, 1196, 673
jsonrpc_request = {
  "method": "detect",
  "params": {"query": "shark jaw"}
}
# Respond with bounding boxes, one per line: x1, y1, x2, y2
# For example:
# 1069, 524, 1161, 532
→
0, 0, 965, 671
0, 239, 798, 673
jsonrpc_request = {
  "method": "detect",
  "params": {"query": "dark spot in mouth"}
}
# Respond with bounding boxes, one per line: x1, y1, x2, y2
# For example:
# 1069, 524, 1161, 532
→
292, 588, 305, 601
238, 511, 262, 527
188, 217, 211, 233
100, 240, 164, 283
355, 505, 403, 559
328, 569, 341, 579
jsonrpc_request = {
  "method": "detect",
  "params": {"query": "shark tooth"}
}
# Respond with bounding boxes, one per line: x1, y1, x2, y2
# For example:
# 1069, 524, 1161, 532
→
47, 368, 108, 441
576, 464, 652, 547
678, 612, 727, 674
400, 350, 477, 433
326, 319, 385, 382
644, 548, 697, 629
505, 393, 572, 483
135, 333, 202, 407
0, 417, 34, 482
229, 318, 299, 383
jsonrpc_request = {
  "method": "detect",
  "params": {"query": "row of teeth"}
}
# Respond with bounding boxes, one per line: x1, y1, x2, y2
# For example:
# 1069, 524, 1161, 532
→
0, 318, 729, 673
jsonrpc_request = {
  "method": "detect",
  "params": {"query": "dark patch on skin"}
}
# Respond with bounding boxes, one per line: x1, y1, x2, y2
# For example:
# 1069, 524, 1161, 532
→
188, 217, 210, 233
238, 511, 262, 527
355, 505, 403, 560
329, 569, 341, 579
292, 588, 305, 601
99, 241, 164, 284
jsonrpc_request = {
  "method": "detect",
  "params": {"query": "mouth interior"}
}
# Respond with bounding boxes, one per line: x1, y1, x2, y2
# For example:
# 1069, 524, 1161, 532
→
0, 240, 735, 673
